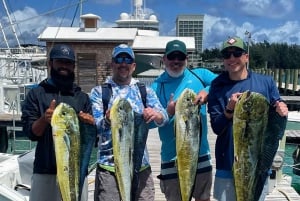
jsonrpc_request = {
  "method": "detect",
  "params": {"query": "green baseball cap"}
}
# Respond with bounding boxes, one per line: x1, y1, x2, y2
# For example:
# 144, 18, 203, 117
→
165, 40, 187, 55
221, 37, 247, 53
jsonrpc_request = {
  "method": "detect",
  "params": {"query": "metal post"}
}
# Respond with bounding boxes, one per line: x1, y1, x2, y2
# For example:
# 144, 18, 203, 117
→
245, 31, 251, 69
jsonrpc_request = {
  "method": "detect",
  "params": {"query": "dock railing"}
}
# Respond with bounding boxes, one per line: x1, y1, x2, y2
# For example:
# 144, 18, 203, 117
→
252, 68, 300, 95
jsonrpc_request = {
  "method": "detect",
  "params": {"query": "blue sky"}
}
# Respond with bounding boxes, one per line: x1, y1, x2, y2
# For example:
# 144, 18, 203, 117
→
1, 0, 300, 50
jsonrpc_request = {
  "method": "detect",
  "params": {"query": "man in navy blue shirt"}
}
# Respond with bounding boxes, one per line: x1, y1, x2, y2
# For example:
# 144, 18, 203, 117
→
207, 36, 288, 201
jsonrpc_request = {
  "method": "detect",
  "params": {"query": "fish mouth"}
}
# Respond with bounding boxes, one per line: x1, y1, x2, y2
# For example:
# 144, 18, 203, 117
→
246, 90, 251, 98
241, 91, 253, 112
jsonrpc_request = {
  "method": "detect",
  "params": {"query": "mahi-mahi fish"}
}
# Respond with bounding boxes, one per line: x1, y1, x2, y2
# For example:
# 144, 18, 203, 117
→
51, 103, 80, 201
111, 98, 134, 201
233, 90, 287, 201
175, 88, 201, 201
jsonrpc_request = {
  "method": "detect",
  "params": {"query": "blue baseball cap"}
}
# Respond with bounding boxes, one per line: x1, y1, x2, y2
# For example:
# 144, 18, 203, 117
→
49, 44, 75, 62
112, 44, 135, 59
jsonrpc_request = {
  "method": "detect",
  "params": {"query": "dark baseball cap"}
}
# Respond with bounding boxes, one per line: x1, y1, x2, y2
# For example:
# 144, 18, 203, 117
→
165, 40, 187, 56
49, 44, 75, 62
221, 37, 247, 53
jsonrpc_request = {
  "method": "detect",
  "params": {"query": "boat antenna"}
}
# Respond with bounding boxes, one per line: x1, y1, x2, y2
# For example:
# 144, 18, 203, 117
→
4, 1, 87, 27
133, 0, 145, 19
71, 3, 79, 27
71, 0, 84, 27
0, 22, 10, 48
2, 0, 21, 49
79, 0, 83, 27
80, 0, 83, 17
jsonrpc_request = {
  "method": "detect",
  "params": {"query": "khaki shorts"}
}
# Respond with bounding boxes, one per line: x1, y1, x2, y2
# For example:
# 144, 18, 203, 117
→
160, 171, 212, 200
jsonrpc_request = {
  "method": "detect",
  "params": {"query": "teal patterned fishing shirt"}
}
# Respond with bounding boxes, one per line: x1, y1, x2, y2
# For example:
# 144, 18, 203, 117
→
90, 77, 168, 171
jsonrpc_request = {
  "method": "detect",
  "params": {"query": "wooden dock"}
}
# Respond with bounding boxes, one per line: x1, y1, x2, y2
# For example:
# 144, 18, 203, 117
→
87, 127, 300, 201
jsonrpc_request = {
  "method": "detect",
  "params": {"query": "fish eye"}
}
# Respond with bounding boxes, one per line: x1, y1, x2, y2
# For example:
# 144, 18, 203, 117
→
242, 102, 253, 111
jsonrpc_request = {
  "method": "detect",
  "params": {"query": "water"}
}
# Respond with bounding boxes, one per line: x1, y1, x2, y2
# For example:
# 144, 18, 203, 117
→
283, 144, 300, 194
284, 121, 300, 194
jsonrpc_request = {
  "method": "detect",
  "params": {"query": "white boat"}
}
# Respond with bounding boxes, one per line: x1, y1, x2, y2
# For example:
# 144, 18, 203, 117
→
0, 150, 34, 201
0, 0, 47, 199
0, 44, 47, 114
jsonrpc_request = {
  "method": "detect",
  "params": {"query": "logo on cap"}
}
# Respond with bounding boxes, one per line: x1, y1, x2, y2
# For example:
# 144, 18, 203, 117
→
227, 38, 237, 45
61, 47, 71, 56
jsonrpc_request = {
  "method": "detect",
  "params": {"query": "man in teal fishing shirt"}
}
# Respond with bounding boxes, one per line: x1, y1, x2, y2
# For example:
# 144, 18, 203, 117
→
151, 39, 217, 201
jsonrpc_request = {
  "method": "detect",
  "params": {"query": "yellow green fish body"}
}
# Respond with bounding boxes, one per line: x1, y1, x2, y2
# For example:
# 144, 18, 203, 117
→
175, 88, 200, 201
111, 98, 134, 201
233, 91, 268, 201
51, 103, 80, 201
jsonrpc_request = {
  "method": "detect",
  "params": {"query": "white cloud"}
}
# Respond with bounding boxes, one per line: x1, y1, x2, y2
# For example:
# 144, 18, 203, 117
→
239, 0, 295, 18
202, 14, 300, 50
1, 3, 299, 50
253, 21, 300, 44
203, 15, 239, 49
0, 6, 73, 46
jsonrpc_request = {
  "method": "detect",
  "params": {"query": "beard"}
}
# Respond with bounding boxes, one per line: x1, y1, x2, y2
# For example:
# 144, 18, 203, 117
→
165, 67, 184, 78
50, 67, 75, 92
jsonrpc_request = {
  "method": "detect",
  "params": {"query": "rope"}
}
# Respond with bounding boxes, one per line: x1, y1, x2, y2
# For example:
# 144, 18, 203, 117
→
282, 162, 300, 171
277, 189, 292, 201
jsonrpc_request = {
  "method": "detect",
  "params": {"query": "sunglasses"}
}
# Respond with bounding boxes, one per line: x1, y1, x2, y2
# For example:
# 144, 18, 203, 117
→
222, 50, 245, 59
114, 57, 134, 64
167, 53, 186, 61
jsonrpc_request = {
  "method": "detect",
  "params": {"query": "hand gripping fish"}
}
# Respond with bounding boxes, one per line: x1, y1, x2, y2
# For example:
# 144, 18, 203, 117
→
175, 88, 201, 201
233, 91, 287, 201
111, 98, 135, 201
51, 103, 80, 201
